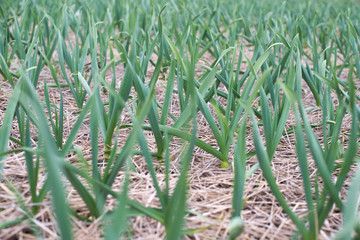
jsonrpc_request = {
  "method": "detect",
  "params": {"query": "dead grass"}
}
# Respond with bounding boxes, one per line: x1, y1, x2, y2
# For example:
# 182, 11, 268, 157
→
0, 42, 356, 240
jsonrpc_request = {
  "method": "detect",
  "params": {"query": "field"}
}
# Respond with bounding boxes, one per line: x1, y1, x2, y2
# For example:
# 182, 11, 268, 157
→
0, 0, 360, 239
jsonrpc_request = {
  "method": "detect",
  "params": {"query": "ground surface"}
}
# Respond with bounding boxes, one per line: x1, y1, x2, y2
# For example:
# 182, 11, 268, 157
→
0, 38, 356, 240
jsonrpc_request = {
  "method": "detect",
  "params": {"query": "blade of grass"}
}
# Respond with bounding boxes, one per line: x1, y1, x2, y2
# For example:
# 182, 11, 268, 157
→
17, 70, 73, 239
251, 112, 309, 238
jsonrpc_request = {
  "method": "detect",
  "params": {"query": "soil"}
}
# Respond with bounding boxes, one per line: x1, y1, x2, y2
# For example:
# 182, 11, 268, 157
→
0, 37, 357, 239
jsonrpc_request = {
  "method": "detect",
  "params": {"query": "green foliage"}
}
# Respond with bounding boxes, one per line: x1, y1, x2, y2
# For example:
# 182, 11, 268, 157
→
0, 0, 359, 239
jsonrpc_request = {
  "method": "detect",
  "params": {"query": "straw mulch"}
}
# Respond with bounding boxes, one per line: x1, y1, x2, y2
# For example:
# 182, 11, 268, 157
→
0, 44, 356, 240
